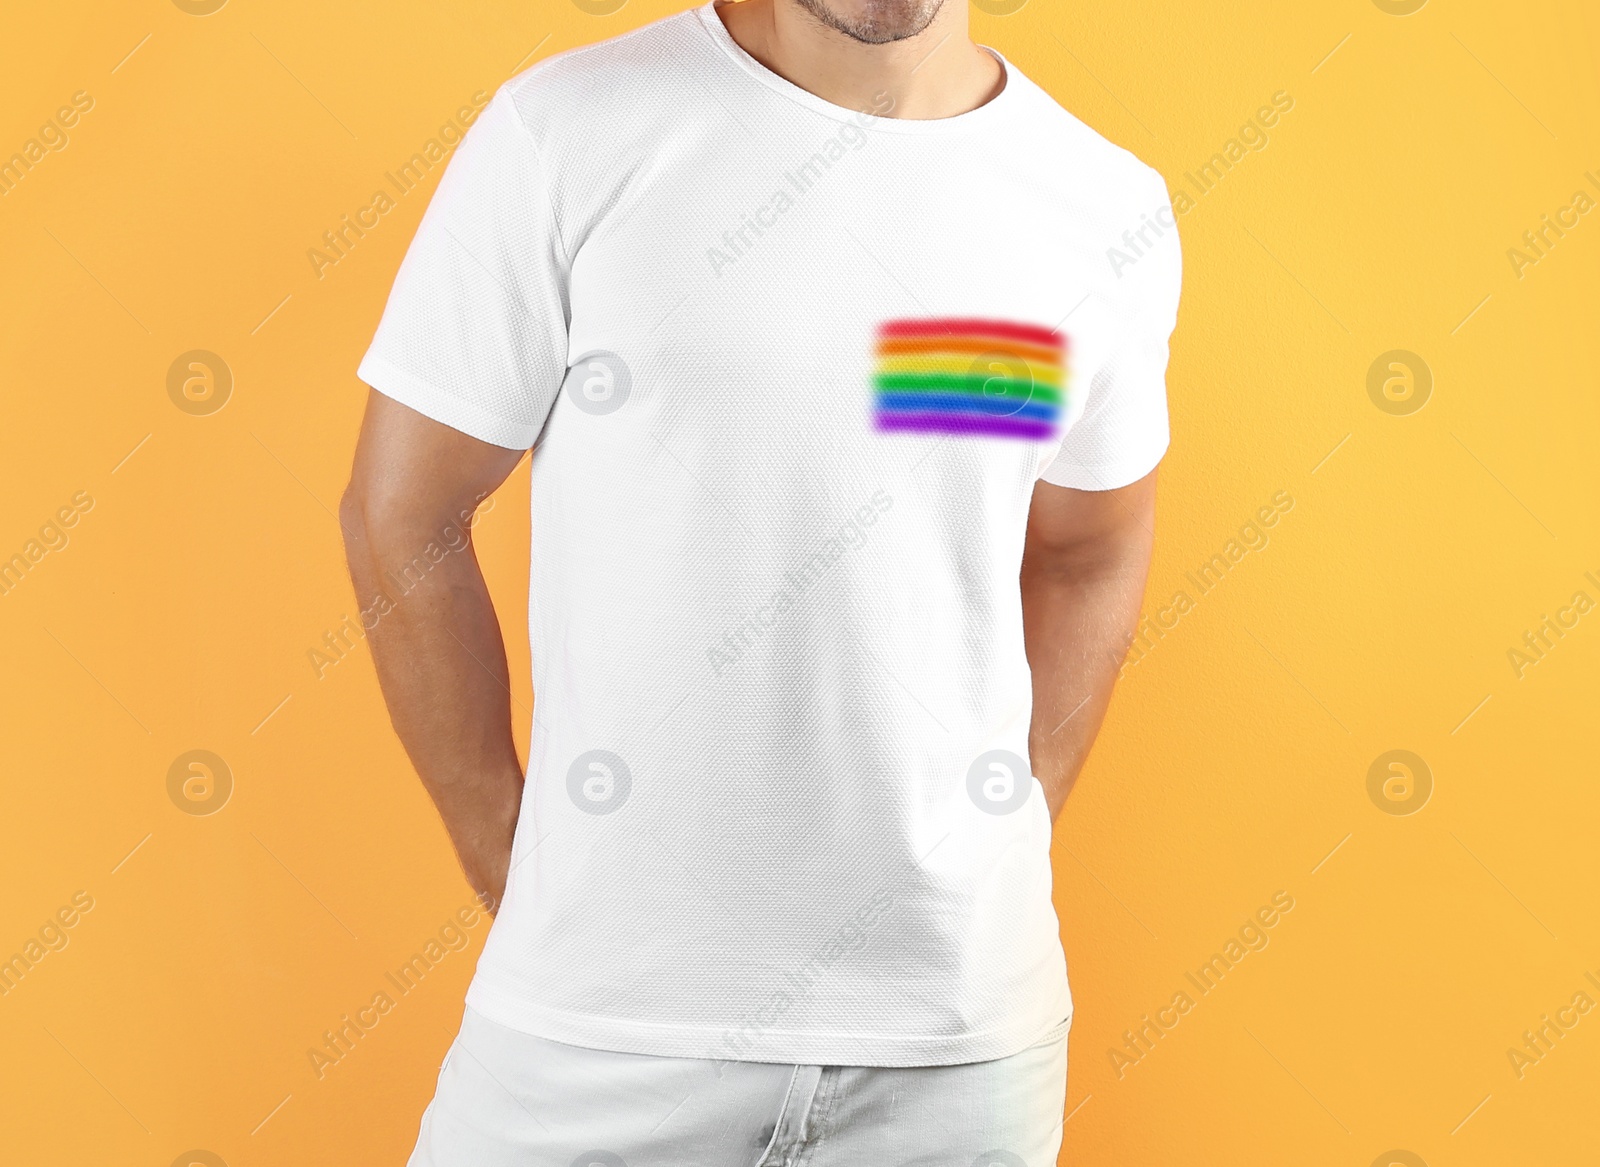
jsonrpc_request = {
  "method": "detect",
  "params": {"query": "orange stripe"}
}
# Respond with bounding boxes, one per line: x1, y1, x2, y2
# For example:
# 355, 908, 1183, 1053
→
875, 336, 1062, 364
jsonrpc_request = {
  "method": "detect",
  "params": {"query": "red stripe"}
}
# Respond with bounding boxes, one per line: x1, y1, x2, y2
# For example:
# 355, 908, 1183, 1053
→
876, 318, 1064, 349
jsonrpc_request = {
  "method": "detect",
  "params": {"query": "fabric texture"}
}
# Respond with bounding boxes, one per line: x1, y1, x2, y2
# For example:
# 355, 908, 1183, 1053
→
408, 1006, 1069, 1167
360, 0, 1181, 1066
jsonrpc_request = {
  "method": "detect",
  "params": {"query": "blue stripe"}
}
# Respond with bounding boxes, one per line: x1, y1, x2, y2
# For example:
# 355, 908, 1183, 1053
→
873, 392, 1059, 422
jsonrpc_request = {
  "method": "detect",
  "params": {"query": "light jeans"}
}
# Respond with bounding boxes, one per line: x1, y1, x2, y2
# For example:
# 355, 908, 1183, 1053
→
409, 1006, 1068, 1167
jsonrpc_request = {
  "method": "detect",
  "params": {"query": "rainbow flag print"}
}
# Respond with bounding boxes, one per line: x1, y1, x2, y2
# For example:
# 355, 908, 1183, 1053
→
872, 318, 1068, 440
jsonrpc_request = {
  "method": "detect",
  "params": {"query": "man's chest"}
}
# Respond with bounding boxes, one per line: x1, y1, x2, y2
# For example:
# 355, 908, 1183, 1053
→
557, 149, 1120, 452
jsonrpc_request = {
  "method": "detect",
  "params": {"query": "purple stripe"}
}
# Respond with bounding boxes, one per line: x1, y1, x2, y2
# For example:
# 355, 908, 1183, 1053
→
874, 412, 1057, 440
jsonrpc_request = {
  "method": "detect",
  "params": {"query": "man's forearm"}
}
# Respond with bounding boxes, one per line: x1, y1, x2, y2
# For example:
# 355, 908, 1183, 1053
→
1022, 539, 1153, 822
339, 492, 523, 911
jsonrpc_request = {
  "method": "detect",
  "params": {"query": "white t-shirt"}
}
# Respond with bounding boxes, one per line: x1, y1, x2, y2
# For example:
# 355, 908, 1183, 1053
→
360, 0, 1181, 1067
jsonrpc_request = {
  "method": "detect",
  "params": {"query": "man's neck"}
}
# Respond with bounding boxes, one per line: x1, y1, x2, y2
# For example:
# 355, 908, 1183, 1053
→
714, 0, 1005, 121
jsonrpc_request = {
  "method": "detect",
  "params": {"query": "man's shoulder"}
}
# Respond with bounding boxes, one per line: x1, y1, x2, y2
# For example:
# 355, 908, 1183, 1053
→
1001, 58, 1168, 204
499, 7, 705, 142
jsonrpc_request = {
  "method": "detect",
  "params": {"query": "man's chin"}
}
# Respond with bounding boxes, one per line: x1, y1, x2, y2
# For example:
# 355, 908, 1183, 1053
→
792, 0, 946, 46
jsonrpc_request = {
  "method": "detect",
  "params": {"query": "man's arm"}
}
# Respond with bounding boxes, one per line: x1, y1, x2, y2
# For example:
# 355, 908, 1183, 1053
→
1021, 469, 1158, 822
340, 391, 527, 912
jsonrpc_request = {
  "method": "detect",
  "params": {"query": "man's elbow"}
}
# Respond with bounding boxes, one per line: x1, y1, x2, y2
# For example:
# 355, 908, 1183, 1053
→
339, 476, 416, 564
339, 473, 467, 569
339, 468, 419, 543
338, 479, 375, 556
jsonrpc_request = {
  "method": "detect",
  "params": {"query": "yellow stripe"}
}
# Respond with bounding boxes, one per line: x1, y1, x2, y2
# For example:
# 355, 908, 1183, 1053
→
875, 353, 1063, 387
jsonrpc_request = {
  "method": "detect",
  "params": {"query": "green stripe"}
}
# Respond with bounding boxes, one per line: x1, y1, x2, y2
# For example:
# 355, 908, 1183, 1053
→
872, 373, 1063, 404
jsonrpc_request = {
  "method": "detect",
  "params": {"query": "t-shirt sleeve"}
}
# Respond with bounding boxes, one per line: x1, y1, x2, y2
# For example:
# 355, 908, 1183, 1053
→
1039, 172, 1182, 491
357, 86, 569, 450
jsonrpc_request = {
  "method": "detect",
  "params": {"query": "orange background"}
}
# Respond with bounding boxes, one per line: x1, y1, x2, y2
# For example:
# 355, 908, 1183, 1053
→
2, 0, 1597, 1164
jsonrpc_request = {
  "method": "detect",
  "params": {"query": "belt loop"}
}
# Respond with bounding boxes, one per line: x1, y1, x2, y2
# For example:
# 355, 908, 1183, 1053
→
785, 1064, 824, 1144
760, 1063, 825, 1165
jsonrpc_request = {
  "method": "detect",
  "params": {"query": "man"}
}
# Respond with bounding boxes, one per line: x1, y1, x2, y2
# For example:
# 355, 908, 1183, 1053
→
342, 0, 1180, 1160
